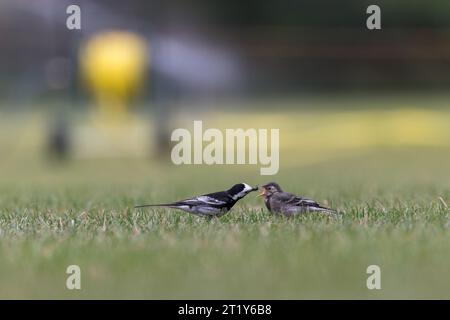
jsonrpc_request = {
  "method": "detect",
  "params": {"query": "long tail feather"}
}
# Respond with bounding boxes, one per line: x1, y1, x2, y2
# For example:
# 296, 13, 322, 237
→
134, 203, 174, 208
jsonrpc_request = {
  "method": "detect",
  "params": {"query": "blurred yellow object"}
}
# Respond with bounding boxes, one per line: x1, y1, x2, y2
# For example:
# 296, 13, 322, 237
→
76, 31, 149, 158
80, 31, 148, 119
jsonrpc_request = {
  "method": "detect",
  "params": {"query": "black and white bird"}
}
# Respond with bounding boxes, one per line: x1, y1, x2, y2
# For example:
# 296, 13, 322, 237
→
135, 183, 258, 218
258, 182, 336, 217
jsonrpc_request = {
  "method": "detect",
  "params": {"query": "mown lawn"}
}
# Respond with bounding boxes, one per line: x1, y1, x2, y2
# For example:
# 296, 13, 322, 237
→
0, 143, 449, 299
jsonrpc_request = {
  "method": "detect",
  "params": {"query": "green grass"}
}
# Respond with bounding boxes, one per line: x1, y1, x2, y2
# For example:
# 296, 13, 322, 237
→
0, 146, 450, 299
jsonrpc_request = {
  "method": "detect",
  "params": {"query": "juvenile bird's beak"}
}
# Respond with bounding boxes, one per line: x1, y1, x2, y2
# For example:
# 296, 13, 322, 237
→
257, 187, 266, 197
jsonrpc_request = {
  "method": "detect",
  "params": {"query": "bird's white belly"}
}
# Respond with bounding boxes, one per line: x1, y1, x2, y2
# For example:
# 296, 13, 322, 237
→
172, 205, 225, 216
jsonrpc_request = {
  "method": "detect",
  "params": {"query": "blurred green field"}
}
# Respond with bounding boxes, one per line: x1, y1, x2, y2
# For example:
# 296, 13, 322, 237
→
0, 106, 450, 299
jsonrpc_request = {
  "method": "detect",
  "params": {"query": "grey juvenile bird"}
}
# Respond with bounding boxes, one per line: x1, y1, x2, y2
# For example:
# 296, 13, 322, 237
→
258, 182, 335, 217
135, 183, 258, 218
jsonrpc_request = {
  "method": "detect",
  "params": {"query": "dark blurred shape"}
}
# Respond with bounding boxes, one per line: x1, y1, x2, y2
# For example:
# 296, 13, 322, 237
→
2, 0, 450, 104
47, 115, 70, 160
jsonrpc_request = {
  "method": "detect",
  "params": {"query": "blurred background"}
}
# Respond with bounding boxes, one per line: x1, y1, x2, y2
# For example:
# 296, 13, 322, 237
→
1, 0, 450, 182
3, 0, 450, 300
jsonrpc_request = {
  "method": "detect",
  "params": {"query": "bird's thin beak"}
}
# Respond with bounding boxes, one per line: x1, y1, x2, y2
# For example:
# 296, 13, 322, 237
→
252, 185, 259, 191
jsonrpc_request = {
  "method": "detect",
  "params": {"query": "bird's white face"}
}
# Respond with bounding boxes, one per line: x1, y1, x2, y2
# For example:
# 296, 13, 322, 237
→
242, 183, 255, 193
232, 183, 256, 200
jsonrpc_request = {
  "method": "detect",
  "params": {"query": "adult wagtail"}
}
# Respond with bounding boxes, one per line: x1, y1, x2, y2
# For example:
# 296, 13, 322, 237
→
135, 183, 258, 218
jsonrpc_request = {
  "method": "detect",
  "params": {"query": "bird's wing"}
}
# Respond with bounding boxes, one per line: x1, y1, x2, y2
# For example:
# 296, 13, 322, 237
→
279, 193, 329, 210
178, 194, 228, 207
136, 191, 230, 209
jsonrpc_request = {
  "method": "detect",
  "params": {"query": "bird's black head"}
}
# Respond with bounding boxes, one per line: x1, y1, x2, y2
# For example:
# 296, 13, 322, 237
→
259, 182, 283, 197
227, 183, 258, 200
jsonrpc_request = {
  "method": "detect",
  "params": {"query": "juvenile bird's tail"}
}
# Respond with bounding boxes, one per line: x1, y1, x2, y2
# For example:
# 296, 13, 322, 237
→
318, 206, 340, 217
